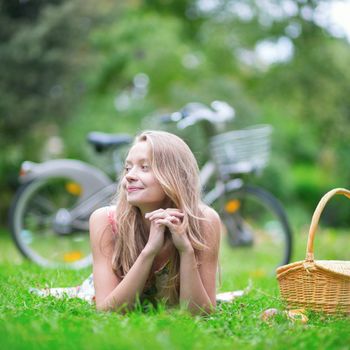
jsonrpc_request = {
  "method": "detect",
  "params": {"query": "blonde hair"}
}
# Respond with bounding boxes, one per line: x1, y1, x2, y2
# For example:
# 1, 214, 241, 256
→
111, 130, 207, 304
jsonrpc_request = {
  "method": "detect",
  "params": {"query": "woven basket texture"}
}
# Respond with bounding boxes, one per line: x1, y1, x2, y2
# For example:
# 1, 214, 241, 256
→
276, 188, 350, 314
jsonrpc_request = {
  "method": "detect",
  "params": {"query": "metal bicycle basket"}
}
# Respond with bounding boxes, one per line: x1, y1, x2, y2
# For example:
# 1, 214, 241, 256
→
209, 124, 273, 176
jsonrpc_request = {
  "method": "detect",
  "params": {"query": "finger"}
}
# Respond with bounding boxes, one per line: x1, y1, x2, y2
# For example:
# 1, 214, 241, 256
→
147, 208, 183, 216
147, 211, 170, 221
169, 216, 181, 224
147, 209, 184, 221
156, 216, 182, 229
165, 211, 184, 218
155, 218, 175, 228
145, 209, 164, 219
147, 214, 165, 222
152, 220, 165, 229
165, 208, 184, 214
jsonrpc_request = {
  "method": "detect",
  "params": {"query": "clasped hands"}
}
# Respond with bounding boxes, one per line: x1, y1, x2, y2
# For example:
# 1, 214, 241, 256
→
144, 208, 193, 256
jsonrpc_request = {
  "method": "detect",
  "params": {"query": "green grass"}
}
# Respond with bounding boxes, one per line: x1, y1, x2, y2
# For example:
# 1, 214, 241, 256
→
1, 227, 350, 350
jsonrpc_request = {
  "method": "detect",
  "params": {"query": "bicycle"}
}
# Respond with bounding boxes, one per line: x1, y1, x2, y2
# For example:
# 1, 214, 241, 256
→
9, 101, 293, 273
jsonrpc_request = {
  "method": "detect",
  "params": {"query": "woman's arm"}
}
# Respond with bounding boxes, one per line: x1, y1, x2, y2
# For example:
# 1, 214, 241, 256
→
147, 206, 221, 314
178, 208, 221, 314
90, 208, 163, 312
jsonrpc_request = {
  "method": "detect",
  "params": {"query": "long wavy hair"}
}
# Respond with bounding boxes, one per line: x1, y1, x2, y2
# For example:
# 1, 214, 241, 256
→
111, 130, 208, 304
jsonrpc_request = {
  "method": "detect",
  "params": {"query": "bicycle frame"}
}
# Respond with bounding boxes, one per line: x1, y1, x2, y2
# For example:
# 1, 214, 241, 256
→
19, 159, 112, 191
200, 160, 244, 206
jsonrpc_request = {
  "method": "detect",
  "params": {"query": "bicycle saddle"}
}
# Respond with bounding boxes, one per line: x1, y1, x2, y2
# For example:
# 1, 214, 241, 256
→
87, 132, 132, 152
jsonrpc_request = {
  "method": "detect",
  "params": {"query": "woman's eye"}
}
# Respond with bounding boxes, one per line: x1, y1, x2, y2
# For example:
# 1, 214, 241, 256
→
124, 166, 131, 172
141, 165, 149, 171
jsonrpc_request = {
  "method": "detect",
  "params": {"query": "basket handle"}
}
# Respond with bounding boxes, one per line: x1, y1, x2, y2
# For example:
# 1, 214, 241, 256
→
305, 188, 350, 262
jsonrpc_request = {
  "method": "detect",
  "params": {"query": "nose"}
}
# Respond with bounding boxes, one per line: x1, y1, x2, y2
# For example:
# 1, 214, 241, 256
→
125, 169, 138, 182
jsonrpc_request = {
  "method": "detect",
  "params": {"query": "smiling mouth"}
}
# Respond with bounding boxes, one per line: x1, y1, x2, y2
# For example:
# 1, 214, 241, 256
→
127, 187, 144, 193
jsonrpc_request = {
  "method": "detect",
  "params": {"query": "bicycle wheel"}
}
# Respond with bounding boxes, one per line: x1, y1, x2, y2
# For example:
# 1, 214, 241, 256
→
9, 176, 111, 269
220, 185, 292, 276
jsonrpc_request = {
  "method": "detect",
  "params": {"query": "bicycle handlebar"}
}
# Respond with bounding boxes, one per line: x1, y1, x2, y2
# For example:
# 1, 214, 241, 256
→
160, 101, 235, 129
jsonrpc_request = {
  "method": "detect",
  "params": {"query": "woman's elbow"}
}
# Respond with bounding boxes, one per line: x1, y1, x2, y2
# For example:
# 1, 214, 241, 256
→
95, 301, 110, 312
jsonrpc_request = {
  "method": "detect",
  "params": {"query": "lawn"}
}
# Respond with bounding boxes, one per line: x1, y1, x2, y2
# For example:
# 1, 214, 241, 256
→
1, 226, 350, 350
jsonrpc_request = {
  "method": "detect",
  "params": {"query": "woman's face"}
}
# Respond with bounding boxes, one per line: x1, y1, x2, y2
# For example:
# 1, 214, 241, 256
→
122, 141, 167, 213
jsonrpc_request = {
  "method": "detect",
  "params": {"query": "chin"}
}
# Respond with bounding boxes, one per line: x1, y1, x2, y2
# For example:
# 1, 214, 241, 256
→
127, 197, 166, 210
126, 196, 147, 207
126, 198, 140, 206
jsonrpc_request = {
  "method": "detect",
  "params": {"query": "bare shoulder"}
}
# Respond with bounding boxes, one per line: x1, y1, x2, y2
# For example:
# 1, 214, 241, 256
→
199, 204, 221, 244
89, 206, 115, 243
200, 204, 221, 227
89, 206, 109, 228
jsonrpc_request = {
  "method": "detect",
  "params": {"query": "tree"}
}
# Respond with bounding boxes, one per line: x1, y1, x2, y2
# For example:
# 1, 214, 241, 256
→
0, 0, 95, 224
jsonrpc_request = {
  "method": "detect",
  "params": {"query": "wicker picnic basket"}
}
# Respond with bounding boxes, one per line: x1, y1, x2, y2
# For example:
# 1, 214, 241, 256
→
276, 188, 350, 314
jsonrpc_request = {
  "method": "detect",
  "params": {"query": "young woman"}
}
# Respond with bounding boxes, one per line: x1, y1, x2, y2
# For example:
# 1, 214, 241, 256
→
90, 130, 221, 314
30, 130, 221, 315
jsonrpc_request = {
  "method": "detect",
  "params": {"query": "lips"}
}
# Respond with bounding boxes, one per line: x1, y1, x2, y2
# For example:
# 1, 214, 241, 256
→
126, 186, 144, 193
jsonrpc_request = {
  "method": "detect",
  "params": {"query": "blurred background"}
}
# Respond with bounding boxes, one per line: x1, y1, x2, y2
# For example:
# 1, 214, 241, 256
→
1, 0, 350, 231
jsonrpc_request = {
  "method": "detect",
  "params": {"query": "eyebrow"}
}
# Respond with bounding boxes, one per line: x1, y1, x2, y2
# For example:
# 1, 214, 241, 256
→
125, 158, 149, 164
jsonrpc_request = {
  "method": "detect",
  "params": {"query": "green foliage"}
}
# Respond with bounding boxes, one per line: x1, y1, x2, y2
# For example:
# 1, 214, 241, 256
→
0, 0, 97, 222
0, 0, 93, 137
2, 0, 350, 228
